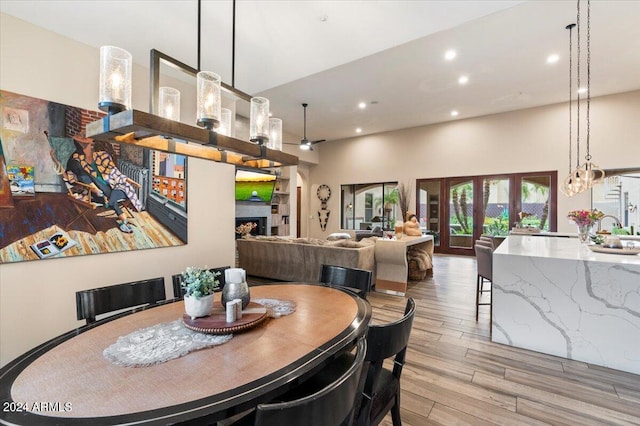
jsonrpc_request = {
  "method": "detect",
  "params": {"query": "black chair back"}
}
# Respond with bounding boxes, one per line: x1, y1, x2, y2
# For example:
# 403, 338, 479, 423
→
357, 298, 416, 426
76, 277, 166, 324
254, 338, 367, 426
319, 264, 373, 299
172, 266, 230, 299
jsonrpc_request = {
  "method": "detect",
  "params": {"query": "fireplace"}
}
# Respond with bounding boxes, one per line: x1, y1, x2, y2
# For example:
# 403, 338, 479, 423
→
235, 217, 267, 238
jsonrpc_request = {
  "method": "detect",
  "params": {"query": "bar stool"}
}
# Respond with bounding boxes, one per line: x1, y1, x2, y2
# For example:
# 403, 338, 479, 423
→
475, 239, 493, 250
474, 244, 493, 321
479, 235, 496, 250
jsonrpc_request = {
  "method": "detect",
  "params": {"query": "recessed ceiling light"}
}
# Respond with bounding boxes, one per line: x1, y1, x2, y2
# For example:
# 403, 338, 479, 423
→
320, 15, 328, 22
451, 110, 459, 117
355, 128, 362, 133
358, 102, 366, 109
577, 87, 588, 94
444, 49, 457, 61
458, 75, 469, 85
547, 54, 560, 64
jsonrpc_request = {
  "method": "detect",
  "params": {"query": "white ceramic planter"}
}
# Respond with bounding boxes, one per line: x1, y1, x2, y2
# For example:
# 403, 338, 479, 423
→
184, 294, 214, 319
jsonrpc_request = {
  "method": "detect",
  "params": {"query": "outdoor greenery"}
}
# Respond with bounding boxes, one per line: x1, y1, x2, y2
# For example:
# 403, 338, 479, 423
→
485, 215, 509, 236
451, 184, 472, 234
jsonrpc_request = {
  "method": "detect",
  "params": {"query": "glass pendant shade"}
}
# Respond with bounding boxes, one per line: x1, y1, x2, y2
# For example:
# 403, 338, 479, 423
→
250, 97, 270, 143
561, 168, 585, 197
196, 71, 221, 130
577, 161, 605, 190
218, 108, 233, 136
269, 118, 282, 150
99, 46, 132, 113
158, 87, 180, 121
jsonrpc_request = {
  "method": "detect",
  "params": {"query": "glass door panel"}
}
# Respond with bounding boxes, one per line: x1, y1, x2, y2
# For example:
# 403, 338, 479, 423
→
520, 175, 551, 231
449, 179, 474, 249
417, 179, 441, 246
482, 178, 510, 236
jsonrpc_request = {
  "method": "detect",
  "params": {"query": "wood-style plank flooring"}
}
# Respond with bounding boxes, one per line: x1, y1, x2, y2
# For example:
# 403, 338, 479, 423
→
370, 254, 640, 425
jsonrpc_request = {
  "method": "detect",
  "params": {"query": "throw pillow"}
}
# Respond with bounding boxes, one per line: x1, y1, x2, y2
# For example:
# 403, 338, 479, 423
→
328, 239, 365, 248
326, 232, 352, 241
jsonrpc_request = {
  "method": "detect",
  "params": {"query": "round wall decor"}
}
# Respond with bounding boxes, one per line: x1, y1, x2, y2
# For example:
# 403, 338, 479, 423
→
317, 184, 331, 202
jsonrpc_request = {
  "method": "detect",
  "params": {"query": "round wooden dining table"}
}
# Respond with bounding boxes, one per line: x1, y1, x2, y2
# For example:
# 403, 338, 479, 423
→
0, 284, 371, 425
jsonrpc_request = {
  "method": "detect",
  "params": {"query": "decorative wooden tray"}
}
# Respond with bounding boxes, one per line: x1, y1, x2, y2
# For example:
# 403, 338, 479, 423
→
183, 302, 268, 335
588, 245, 640, 255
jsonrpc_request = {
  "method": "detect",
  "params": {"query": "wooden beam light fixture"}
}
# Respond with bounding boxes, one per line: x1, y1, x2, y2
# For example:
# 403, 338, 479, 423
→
86, 109, 297, 168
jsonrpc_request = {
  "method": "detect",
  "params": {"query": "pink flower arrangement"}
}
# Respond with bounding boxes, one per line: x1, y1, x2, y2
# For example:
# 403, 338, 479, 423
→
567, 209, 604, 227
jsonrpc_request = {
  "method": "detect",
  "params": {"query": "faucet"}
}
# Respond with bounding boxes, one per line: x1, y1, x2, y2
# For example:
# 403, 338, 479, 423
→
597, 215, 622, 232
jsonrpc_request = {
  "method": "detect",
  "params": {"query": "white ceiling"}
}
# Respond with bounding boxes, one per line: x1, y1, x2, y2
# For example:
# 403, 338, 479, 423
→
2, 0, 640, 146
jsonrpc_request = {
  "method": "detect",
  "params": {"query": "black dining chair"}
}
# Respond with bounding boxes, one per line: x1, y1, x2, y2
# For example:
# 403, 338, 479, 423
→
475, 244, 493, 321
355, 297, 416, 426
253, 337, 367, 426
76, 277, 166, 324
172, 266, 230, 299
225, 338, 368, 426
319, 264, 373, 300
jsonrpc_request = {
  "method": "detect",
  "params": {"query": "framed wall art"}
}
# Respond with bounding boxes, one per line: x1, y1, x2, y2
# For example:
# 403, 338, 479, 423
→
0, 90, 188, 264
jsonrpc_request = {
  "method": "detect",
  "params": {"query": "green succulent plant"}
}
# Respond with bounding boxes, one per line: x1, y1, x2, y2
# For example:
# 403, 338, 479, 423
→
181, 266, 220, 299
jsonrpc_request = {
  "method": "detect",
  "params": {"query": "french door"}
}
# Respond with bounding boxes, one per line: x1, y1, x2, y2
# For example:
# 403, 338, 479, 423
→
417, 171, 557, 255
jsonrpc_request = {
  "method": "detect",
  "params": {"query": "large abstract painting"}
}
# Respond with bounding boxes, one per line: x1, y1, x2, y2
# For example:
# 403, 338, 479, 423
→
0, 90, 188, 264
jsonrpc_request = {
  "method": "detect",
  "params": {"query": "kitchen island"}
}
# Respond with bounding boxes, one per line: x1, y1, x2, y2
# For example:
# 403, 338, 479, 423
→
492, 235, 640, 375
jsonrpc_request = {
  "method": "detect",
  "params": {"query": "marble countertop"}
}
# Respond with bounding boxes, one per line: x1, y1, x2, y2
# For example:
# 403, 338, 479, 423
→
495, 235, 640, 265
510, 231, 640, 240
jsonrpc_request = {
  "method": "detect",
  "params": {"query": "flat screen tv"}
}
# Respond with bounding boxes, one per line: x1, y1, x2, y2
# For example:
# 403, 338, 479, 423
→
235, 169, 276, 203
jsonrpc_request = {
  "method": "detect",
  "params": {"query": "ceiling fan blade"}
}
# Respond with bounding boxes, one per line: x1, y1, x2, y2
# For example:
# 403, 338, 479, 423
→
310, 139, 326, 144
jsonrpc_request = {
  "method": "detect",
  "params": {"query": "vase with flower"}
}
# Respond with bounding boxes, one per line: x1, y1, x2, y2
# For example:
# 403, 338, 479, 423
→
567, 209, 604, 243
181, 266, 220, 319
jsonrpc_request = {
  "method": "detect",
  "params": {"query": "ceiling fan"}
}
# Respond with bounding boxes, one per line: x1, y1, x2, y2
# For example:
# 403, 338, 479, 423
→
287, 103, 325, 151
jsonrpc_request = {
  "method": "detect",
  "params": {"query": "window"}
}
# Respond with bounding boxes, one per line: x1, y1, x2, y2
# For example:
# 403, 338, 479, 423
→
150, 151, 187, 209
341, 182, 398, 230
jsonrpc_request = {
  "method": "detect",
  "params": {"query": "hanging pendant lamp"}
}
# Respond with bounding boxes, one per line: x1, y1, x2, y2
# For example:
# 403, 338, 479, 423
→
561, 0, 604, 197
575, 0, 604, 189
561, 23, 580, 197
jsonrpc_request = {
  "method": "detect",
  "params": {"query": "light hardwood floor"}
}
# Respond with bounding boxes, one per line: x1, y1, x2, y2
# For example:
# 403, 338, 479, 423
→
370, 254, 640, 426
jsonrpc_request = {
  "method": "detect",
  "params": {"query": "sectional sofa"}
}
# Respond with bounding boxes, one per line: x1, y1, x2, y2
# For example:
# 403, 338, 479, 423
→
236, 236, 376, 283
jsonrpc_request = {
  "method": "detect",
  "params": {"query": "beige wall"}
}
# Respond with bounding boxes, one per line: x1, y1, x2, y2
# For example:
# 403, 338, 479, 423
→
307, 90, 640, 239
0, 13, 236, 366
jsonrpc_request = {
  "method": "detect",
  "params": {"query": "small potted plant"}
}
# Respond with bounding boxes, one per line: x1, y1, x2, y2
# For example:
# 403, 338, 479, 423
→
181, 266, 220, 319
